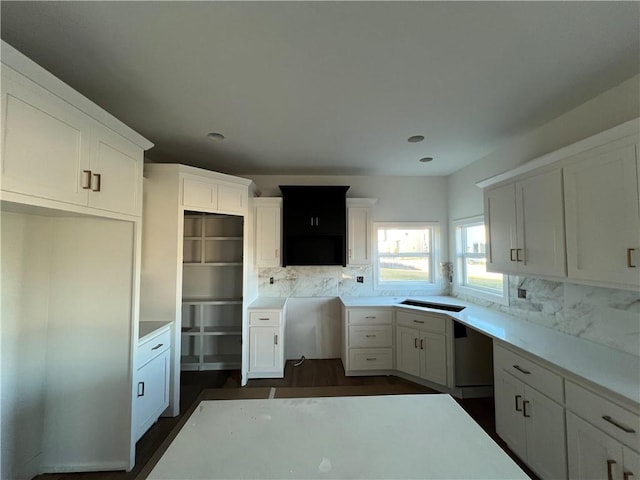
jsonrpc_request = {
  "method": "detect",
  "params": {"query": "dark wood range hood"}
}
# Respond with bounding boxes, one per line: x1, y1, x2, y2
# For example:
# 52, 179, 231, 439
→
279, 185, 350, 267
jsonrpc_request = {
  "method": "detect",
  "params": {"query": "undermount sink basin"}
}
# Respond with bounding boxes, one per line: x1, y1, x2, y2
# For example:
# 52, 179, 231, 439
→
399, 299, 466, 312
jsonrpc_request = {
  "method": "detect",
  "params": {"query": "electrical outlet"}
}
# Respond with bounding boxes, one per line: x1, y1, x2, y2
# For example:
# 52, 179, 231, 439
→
356, 276, 364, 283
269, 277, 274, 285
517, 288, 527, 299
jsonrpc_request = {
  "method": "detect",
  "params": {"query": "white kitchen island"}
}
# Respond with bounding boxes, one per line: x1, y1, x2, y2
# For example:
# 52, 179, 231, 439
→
148, 394, 528, 479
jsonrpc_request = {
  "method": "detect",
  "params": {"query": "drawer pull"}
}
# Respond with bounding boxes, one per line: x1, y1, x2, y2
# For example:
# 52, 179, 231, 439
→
366, 357, 377, 361
365, 316, 377, 319
365, 334, 377, 338
515, 395, 522, 412
414, 338, 418, 348
137, 381, 145, 397
602, 415, 636, 433
607, 460, 617, 480
413, 320, 425, 324
92, 173, 102, 192
513, 365, 531, 375
420, 339, 424, 350
523, 400, 531, 418
259, 318, 270, 321
151, 343, 164, 350
510, 248, 516, 261
624, 471, 634, 480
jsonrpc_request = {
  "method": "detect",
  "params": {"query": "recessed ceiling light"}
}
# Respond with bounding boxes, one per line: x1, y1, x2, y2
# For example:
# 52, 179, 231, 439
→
419, 157, 433, 163
408, 135, 425, 143
206, 132, 225, 141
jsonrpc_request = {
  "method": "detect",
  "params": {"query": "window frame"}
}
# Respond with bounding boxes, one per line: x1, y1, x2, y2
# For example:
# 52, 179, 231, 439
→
373, 222, 440, 291
453, 216, 509, 305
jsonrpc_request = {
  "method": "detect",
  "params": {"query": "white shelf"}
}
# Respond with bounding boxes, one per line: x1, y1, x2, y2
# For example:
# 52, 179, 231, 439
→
202, 326, 242, 336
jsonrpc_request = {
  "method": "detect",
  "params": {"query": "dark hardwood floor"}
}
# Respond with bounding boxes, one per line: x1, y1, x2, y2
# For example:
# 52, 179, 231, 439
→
35, 359, 539, 480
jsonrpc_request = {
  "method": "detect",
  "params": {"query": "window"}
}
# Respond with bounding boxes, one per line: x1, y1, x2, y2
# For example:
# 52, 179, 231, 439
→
374, 223, 438, 289
454, 217, 508, 304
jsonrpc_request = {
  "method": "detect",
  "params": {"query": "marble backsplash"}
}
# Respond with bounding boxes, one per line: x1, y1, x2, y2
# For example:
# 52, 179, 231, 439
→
257, 265, 447, 298
454, 276, 640, 357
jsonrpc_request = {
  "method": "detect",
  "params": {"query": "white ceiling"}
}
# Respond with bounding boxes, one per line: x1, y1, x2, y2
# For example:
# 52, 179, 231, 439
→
1, 2, 638, 177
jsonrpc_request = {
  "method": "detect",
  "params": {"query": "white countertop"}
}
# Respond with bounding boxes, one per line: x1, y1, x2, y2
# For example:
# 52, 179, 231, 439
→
248, 297, 288, 310
341, 296, 640, 406
139, 321, 172, 342
148, 395, 528, 480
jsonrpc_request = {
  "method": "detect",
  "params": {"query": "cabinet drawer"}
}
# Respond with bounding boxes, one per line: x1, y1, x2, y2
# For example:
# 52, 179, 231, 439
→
396, 310, 446, 334
494, 344, 563, 403
249, 311, 281, 326
349, 325, 392, 348
566, 380, 639, 451
349, 349, 393, 370
138, 328, 171, 368
347, 309, 393, 325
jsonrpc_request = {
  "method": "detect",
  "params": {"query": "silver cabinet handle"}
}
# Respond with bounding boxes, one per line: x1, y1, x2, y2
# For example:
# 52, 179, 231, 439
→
275, 249, 279, 258
513, 365, 531, 375
510, 248, 516, 261
515, 395, 522, 412
310, 217, 314, 226
420, 339, 424, 350
516, 248, 523, 262
151, 343, 163, 350
523, 400, 531, 418
607, 460, 617, 480
364, 316, 377, 319
137, 382, 145, 397
365, 334, 377, 338
259, 318, 270, 321
274, 334, 278, 345
366, 357, 377, 361
602, 415, 636, 433
413, 320, 425, 324
414, 338, 418, 348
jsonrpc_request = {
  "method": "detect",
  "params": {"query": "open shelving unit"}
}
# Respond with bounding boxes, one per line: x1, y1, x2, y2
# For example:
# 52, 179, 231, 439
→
181, 212, 244, 371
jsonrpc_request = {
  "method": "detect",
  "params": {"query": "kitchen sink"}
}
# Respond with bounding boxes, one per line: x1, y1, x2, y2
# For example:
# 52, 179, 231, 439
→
399, 299, 466, 312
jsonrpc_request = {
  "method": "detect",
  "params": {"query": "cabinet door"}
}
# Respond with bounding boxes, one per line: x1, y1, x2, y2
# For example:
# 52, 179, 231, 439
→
419, 332, 447, 386
396, 326, 420, 377
88, 122, 142, 216
485, 183, 517, 274
1, 66, 91, 206
135, 350, 170, 440
567, 412, 624, 480
516, 169, 566, 277
256, 205, 281, 267
524, 385, 567, 480
183, 176, 218, 210
347, 206, 371, 265
564, 142, 640, 287
218, 183, 247, 214
249, 326, 282, 373
494, 369, 527, 461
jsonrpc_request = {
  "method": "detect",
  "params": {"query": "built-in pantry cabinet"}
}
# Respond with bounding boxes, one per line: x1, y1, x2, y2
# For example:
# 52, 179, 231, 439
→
140, 163, 255, 415
1, 40, 153, 477
480, 118, 639, 289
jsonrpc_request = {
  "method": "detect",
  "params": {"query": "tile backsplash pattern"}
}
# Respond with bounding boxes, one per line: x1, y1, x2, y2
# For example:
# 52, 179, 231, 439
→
257, 266, 447, 299
454, 276, 640, 356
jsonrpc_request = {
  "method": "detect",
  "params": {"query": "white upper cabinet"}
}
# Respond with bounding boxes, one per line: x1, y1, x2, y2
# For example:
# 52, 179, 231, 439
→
182, 175, 248, 215
563, 138, 640, 288
1, 61, 150, 217
254, 198, 282, 267
485, 168, 566, 278
346, 198, 376, 266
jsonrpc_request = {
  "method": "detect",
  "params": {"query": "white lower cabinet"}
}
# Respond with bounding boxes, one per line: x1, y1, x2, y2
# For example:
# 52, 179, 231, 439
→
248, 307, 286, 378
395, 310, 452, 388
565, 380, 639, 480
493, 343, 567, 480
134, 326, 171, 441
341, 308, 394, 374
